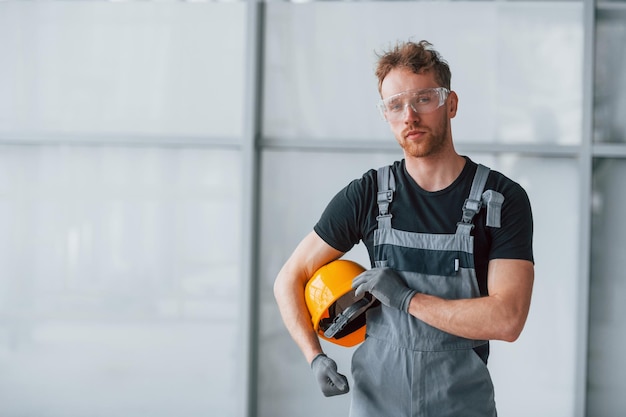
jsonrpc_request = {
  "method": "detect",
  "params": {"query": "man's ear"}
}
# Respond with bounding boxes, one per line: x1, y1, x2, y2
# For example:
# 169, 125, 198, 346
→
448, 91, 458, 118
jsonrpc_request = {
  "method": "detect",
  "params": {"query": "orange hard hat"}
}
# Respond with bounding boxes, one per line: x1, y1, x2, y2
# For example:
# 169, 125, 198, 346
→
305, 259, 376, 347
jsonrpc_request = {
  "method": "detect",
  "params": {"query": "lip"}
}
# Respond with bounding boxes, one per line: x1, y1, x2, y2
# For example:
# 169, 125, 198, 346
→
405, 130, 426, 140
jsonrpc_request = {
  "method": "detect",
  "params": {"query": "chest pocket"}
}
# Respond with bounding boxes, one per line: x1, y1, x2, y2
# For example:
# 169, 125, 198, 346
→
375, 243, 474, 277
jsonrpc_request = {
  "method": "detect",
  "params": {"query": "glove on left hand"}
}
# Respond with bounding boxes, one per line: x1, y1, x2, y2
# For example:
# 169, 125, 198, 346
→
352, 267, 416, 312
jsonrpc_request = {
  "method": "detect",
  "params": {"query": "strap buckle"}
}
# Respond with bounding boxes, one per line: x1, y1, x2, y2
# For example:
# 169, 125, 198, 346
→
377, 190, 394, 221
456, 221, 475, 232
461, 198, 482, 222
377, 190, 393, 205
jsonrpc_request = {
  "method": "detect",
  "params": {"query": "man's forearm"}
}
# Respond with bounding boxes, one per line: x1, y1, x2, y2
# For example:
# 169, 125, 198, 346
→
273, 231, 347, 362
406, 259, 534, 342
273, 267, 324, 363
407, 293, 521, 342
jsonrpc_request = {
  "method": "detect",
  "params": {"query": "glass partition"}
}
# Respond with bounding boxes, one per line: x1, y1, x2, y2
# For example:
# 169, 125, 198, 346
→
0, 145, 243, 417
0, 2, 246, 140
263, 1, 583, 145
470, 154, 579, 417
594, 5, 626, 143
587, 158, 626, 416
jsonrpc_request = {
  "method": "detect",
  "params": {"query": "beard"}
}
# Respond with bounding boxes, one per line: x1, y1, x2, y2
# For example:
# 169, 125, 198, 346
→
397, 116, 450, 158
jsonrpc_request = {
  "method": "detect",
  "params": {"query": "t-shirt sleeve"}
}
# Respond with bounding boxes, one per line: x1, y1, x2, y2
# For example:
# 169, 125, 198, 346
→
489, 181, 534, 263
313, 172, 375, 253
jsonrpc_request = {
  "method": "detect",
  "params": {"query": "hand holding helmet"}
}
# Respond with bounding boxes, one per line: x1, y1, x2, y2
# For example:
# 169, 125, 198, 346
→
352, 267, 417, 312
310, 353, 350, 397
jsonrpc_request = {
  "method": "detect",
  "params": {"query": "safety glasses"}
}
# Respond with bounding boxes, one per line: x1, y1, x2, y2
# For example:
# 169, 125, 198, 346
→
377, 87, 450, 122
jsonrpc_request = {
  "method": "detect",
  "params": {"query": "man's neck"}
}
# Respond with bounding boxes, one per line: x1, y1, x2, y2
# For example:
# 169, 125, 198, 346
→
404, 153, 466, 192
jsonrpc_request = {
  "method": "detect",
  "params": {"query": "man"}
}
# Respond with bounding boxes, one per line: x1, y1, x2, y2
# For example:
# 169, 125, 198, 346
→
273, 40, 534, 417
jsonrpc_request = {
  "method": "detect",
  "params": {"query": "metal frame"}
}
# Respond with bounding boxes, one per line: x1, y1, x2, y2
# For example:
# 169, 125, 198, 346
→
575, 1, 596, 416
241, 2, 264, 417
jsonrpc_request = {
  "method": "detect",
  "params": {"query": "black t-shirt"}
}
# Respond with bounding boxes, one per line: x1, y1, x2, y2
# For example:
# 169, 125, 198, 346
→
314, 157, 534, 297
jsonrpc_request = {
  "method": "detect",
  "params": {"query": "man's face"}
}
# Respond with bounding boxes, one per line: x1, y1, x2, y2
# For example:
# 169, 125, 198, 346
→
380, 68, 457, 159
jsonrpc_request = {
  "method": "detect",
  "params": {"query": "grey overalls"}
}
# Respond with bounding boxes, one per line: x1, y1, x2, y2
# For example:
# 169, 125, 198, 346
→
350, 164, 502, 417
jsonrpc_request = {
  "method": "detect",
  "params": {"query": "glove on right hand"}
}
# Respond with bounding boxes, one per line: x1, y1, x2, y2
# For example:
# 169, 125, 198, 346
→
352, 267, 416, 312
310, 353, 349, 397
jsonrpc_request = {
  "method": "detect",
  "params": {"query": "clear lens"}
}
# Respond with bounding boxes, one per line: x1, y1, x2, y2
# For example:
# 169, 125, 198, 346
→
378, 87, 449, 122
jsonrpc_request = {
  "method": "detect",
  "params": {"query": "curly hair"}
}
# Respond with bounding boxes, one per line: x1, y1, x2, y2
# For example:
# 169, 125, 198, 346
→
375, 40, 451, 94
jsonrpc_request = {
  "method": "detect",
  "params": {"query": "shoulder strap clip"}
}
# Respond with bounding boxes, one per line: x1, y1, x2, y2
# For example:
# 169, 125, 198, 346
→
456, 164, 490, 235
376, 166, 395, 229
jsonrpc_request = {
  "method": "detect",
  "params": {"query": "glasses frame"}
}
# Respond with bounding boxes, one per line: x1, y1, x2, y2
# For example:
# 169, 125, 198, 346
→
377, 87, 450, 122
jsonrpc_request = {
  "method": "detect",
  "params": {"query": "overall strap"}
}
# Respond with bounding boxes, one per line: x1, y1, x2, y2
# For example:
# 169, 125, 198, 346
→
456, 164, 490, 235
376, 165, 395, 230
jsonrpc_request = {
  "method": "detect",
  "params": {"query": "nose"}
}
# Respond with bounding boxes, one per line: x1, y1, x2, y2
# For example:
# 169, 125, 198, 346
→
402, 103, 420, 123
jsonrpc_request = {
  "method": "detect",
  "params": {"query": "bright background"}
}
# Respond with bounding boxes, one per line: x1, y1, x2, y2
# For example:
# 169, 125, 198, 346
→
0, 1, 624, 417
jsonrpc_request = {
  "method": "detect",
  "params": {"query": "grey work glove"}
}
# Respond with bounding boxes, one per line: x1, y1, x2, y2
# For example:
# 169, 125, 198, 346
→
352, 267, 417, 312
310, 353, 349, 397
